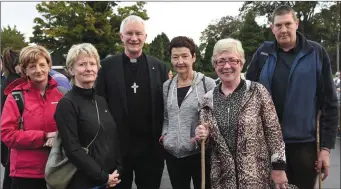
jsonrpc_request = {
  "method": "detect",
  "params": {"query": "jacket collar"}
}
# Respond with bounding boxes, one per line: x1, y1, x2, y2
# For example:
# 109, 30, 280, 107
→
4, 75, 58, 95
200, 80, 252, 110
265, 31, 314, 56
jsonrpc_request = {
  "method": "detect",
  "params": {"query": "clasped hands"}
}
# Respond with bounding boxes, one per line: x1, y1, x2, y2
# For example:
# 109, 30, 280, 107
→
106, 170, 121, 188
43, 131, 57, 147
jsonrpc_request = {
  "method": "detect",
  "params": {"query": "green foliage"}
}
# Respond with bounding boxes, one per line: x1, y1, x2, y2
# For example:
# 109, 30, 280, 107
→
199, 16, 242, 72
1, 25, 28, 50
194, 44, 204, 72
312, 2, 340, 73
239, 1, 340, 73
202, 38, 215, 72
147, 32, 172, 70
238, 10, 264, 72
199, 16, 241, 53
239, 1, 323, 39
148, 32, 169, 61
203, 71, 218, 80
30, 1, 149, 60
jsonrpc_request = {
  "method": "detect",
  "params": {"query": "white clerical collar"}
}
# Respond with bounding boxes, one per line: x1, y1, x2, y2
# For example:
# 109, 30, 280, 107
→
130, 58, 137, 63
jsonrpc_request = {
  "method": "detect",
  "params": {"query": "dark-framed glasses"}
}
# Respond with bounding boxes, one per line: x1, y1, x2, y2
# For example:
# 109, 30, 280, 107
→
215, 58, 240, 66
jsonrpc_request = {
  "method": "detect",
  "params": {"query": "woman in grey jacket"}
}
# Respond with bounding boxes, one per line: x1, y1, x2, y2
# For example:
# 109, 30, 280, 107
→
160, 36, 216, 189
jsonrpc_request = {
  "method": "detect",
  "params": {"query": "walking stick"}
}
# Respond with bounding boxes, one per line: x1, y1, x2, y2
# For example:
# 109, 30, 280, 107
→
316, 110, 322, 189
201, 139, 205, 189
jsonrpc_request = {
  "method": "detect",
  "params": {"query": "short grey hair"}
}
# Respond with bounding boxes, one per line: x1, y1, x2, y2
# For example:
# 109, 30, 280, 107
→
211, 38, 246, 68
120, 15, 146, 33
65, 43, 101, 84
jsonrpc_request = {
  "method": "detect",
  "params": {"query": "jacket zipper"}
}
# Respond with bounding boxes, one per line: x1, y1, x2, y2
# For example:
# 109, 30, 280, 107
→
177, 109, 180, 152
281, 52, 307, 136
234, 83, 256, 189
175, 86, 193, 153
227, 107, 230, 129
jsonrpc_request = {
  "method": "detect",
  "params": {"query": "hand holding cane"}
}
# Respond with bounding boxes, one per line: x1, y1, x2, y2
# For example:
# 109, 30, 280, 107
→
196, 123, 208, 189
201, 138, 205, 189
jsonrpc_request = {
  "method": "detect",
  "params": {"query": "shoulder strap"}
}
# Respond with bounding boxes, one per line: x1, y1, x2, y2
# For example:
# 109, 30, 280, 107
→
83, 100, 100, 153
167, 78, 174, 97
168, 76, 207, 96
202, 76, 207, 93
11, 90, 24, 130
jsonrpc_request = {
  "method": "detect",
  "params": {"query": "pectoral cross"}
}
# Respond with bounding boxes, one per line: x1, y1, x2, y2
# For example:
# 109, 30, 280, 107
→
131, 82, 139, 94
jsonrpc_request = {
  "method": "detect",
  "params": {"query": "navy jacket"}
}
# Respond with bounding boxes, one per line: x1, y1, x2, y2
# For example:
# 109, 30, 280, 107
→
246, 32, 339, 149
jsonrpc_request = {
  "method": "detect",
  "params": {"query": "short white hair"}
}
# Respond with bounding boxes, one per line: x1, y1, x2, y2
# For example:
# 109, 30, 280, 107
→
120, 15, 146, 33
65, 43, 101, 83
211, 38, 246, 68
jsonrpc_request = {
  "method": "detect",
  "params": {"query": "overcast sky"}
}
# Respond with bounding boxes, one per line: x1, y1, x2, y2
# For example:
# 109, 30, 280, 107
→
1, 2, 245, 45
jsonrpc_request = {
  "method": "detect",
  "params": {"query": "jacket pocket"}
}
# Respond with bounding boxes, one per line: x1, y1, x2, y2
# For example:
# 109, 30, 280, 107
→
163, 134, 177, 155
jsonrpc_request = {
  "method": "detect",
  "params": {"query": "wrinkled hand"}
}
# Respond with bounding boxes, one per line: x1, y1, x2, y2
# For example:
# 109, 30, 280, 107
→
315, 149, 330, 180
46, 132, 56, 139
43, 132, 57, 147
43, 137, 55, 147
271, 170, 288, 189
195, 123, 209, 141
106, 170, 121, 188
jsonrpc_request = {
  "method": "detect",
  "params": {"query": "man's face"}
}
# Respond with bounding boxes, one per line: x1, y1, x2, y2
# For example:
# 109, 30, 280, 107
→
271, 13, 299, 48
120, 21, 147, 55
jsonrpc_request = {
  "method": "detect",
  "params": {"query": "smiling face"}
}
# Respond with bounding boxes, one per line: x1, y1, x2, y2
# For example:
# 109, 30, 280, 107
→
71, 54, 98, 88
171, 47, 196, 75
120, 21, 147, 56
25, 56, 50, 84
214, 51, 242, 84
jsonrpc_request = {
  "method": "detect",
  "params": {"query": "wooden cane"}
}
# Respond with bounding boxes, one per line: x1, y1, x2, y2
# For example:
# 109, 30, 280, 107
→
317, 111, 322, 189
201, 139, 205, 189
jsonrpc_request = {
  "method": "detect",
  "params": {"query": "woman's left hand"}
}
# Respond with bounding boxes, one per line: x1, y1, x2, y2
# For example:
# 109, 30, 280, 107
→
271, 170, 288, 189
43, 137, 55, 147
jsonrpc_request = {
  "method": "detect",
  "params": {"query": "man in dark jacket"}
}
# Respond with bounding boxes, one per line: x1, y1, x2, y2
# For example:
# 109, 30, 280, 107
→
246, 5, 339, 189
96, 15, 168, 189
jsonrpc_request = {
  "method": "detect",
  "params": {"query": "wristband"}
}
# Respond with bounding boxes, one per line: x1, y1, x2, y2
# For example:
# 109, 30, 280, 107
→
321, 147, 330, 153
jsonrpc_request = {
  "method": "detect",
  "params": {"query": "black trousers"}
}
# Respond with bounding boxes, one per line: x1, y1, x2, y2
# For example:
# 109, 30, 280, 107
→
3, 162, 12, 189
285, 142, 318, 189
1, 143, 12, 189
115, 150, 164, 189
11, 178, 46, 189
165, 151, 211, 189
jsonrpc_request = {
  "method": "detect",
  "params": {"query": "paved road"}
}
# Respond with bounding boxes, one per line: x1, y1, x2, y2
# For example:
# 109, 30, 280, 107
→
1, 138, 340, 189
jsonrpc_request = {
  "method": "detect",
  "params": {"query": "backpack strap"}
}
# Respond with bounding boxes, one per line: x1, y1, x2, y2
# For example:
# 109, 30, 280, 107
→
10, 86, 68, 131
168, 76, 208, 96
11, 90, 24, 130
167, 78, 174, 97
202, 76, 207, 93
